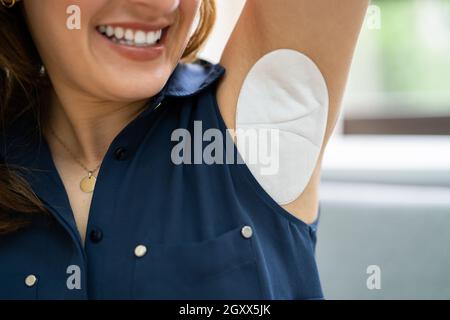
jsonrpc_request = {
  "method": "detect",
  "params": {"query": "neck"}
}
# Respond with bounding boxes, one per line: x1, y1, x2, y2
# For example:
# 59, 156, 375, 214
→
43, 87, 148, 168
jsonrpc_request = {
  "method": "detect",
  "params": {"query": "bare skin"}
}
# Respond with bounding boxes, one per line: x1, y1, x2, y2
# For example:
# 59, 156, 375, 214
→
218, 0, 370, 224
26, 0, 369, 244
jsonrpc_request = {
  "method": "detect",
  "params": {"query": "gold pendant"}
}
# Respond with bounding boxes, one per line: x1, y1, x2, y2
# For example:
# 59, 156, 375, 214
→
80, 172, 96, 193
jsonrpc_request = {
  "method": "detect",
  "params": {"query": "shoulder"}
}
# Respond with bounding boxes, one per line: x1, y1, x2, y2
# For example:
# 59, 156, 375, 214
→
161, 59, 226, 99
217, 0, 370, 131
214, 0, 369, 223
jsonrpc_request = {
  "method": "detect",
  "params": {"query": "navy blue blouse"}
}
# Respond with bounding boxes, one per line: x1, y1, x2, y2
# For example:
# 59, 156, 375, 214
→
0, 60, 323, 300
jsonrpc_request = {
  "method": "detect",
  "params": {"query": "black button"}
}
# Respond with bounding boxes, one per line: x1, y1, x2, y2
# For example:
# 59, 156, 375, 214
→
89, 228, 103, 243
114, 147, 128, 160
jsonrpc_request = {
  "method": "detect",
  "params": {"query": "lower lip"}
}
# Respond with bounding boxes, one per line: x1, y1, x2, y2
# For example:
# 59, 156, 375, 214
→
96, 27, 169, 62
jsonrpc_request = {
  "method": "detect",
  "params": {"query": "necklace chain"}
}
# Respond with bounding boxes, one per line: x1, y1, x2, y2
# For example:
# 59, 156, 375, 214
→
46, 101, 162, 175
47, 126, 102, 175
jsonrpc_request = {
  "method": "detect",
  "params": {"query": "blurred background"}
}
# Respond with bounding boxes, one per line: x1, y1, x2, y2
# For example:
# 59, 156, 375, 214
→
200, 0, 450, 299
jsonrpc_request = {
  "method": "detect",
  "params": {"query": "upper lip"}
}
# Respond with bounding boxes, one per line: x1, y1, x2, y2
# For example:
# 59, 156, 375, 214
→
97, 22, 171, 32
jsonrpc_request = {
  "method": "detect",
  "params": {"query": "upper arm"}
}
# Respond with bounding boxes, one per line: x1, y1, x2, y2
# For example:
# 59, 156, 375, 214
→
216, 0, 369, 221
218, 0, 369, 138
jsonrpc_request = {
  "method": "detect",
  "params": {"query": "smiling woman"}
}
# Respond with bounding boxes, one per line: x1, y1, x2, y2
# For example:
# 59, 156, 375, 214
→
0, 0, 368, 300
0, 0, 215, 235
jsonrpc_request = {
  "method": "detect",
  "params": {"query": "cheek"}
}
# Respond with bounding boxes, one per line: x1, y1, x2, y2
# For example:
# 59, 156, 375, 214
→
175, 0, 201, 46
24, 0, 101, 74
184, 0, 202, 12
191, 0, 202, 24
179, 0, 201, 27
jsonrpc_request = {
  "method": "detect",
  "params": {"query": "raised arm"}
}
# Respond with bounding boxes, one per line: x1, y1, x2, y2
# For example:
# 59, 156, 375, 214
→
217, 0, 370, 223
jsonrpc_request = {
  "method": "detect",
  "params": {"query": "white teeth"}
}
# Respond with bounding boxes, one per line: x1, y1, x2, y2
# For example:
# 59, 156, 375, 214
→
146, 32, 156, 44
146, 30, 162, 45
134, 30, 146, 44
125, 29, 134, 41
114, 27, 124, 40
98, 25, 163, 46
106, 26, 114, 37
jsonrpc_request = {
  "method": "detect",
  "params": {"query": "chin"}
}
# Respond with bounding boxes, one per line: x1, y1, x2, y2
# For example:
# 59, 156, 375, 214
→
103, 80, 165, 102
98, 65, 171, 101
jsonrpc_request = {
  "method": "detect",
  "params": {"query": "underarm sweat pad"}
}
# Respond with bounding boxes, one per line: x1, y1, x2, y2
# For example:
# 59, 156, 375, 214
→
235, 49, 329, 205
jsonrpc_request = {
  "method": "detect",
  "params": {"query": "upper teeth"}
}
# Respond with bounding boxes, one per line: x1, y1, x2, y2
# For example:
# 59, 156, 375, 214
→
98, 25, 162, 46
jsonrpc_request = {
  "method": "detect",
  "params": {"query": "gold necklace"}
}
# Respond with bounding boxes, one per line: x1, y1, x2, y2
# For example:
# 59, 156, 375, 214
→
48, 126, 102, 193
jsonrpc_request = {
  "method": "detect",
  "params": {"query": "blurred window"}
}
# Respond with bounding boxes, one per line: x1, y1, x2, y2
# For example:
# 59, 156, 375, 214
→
343, 0, 450, 135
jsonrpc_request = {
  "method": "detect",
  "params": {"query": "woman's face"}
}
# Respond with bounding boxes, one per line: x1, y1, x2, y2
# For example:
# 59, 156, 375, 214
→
24, 0, 200, 102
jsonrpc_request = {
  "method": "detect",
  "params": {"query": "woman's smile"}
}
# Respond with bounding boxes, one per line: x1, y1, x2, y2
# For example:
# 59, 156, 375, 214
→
95, 22, 171, 61
20, 0, 198, 101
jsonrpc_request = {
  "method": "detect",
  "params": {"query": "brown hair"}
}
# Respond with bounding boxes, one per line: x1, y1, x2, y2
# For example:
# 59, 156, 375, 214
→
0, 0, 216, 235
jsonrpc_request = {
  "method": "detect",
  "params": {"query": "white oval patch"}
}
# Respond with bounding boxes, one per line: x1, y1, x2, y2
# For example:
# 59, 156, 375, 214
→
235, 49, 329, 205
